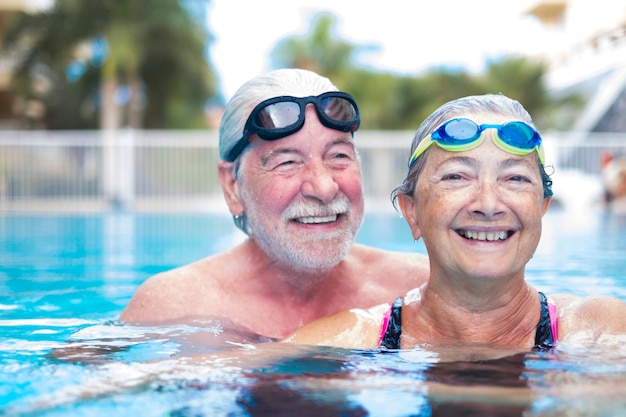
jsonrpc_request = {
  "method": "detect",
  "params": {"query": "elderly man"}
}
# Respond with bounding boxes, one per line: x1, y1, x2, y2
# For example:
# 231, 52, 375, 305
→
120, 69, 429, 339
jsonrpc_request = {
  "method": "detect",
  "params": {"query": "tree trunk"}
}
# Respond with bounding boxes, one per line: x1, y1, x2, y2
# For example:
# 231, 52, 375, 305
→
100, 78, 119, 130
127, 73, 143, 129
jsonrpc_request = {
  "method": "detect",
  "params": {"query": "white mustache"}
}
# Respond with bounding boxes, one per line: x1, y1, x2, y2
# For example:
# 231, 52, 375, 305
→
282, 195, 350, 221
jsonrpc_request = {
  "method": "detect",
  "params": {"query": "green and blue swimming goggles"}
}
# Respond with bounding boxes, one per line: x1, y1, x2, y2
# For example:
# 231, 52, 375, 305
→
408, 118, 545, 168
225, 91, 360, 162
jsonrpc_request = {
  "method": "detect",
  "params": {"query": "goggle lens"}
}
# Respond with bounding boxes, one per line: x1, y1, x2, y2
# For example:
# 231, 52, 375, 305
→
435, 118, 481, 145
499, 121, 537, 147
320, 95, 359, 123
254, 102, 300, 133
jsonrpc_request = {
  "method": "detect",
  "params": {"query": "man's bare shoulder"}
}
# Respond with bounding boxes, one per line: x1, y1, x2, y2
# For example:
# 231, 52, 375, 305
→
119, 251, 237, 323
351, 243, 427, 263
350, 244, 429, 283
143, 253, 228, 290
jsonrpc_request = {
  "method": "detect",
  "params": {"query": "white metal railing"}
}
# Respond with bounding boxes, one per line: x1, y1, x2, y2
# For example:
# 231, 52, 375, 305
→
1, 129, 626, 213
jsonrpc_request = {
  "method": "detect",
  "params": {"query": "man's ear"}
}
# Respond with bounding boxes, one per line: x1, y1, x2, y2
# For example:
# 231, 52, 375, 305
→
397, 194, 422, 241
218, 161, 245, 216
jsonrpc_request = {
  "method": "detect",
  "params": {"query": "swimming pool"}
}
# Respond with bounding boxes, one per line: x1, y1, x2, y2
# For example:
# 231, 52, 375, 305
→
2, 208, 626, 416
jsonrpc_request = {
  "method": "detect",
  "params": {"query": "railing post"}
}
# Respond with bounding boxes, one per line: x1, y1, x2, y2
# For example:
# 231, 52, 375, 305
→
101, 128, 135, 210
118, 128, 135, 209
102, 129, 114, 207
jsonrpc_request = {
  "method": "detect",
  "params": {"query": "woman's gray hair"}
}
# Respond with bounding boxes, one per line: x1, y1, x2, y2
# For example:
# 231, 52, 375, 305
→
391, 93, 553, 211
219, 68, 339, 161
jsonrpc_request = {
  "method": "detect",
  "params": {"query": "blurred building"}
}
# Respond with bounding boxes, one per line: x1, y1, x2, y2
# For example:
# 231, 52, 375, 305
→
526, 0, 626, 132
527, 0, 626, 206
0, 0, 52, 129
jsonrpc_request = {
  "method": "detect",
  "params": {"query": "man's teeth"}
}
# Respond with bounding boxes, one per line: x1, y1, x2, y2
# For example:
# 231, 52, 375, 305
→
296, 215, 338, 224
461, 230, 508, 241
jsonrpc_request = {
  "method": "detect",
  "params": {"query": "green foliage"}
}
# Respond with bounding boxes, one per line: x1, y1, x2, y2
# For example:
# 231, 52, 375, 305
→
268, 14, 584, 132
338, 60, 571, 131
271, 12, 355, 79
481, 56, 548, 126
3, 0, 217, 129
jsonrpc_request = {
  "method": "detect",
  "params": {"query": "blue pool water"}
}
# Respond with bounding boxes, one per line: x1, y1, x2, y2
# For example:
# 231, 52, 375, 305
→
1, 208, 626, 416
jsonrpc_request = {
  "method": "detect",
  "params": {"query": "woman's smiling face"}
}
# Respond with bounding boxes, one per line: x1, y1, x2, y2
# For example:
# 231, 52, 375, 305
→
403, 112, 551, 283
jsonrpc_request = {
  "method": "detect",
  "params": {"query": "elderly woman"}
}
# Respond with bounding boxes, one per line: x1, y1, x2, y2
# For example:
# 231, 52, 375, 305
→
284, 93, 626, 353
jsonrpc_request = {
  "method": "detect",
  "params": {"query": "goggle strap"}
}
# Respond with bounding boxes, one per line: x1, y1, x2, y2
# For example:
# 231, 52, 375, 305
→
226, 138, 251, 162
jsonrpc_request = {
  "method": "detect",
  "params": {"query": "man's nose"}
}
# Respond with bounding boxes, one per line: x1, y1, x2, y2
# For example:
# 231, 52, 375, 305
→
300, 160, 340, 203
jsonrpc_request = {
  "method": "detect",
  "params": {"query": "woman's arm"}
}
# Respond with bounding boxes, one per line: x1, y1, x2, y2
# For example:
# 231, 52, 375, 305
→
556, 295, 626, 343
282, 303, 389, 349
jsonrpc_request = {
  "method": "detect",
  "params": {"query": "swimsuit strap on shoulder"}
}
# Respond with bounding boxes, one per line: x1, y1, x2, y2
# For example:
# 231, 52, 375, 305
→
378, 303, 393, 346
547, 295, 558, 342
380, 296, 403, 350
535, 291, 557, 350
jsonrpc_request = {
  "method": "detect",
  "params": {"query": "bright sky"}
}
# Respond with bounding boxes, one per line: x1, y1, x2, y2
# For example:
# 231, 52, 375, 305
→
208, 0, 546, 99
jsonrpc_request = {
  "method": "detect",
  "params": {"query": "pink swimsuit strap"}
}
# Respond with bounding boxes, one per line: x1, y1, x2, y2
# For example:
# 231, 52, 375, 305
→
379, 302, 393, 345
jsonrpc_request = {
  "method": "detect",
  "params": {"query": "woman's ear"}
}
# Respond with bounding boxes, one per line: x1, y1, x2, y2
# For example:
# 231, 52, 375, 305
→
397, 194, 422, 241
218, 161, 245, 216
541, 196, 552, 216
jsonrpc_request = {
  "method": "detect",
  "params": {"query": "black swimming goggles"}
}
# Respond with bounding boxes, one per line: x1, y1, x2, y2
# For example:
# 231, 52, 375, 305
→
225, 91, 360, 162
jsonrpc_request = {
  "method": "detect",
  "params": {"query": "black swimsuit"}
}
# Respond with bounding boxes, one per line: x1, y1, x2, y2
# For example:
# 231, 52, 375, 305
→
380, 292, 557, 350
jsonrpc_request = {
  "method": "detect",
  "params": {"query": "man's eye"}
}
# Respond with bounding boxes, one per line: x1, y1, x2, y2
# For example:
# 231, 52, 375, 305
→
507, 174, 531, 183
271, 159, 297, 170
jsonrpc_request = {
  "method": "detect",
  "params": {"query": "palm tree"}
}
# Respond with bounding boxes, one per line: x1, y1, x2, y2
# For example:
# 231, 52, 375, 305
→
270, 13, 357, 83
4, 0, 217, 129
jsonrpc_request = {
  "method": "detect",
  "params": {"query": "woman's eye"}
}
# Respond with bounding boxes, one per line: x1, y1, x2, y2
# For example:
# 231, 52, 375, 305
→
441, 173, 465, 181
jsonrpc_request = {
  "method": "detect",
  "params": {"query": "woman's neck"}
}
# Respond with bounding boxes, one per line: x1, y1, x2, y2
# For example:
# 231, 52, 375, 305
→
401, 281, 541, 348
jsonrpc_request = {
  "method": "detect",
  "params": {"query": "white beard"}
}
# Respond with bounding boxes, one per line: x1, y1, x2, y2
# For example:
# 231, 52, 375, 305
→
243, 191, 361, 274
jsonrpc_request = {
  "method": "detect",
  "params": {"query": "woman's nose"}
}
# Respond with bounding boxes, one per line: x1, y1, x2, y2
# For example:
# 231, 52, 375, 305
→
468, 181, 506, 218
